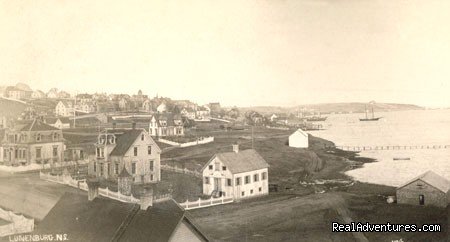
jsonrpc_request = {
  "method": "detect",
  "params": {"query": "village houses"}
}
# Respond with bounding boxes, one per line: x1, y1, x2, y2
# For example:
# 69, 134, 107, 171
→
43, 117, 71, 129
396, 171, 450, 208
288, 128, 309, 148
31, 90, 46, 99
89, 127, 161, 184
55, 100, 75, 117
180, 107, 196, 120
202, 144, 269, 200
149, 113, 184, 137
0, 119, 64, 166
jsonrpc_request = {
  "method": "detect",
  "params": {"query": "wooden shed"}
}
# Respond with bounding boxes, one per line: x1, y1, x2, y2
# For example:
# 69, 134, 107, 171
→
396, 171, 450, 208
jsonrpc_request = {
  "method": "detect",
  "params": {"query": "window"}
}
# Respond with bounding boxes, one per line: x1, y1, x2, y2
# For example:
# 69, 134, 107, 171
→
254, 173, 259, 182
147, 146, 152, 155
222, 166, 227, 171
14, 149, 18, 159
245, 175, 250, 184
115, 163, 119, 174
149, 160, 154, 171
53, 147, 58, 157
141, 134, 145, 141
208, 165, 213, 170
227, 179, 232, 186
131, 163, 136, 174
262, 172, 267, 180
242, 191, 245, 196
93, 162, 97, 172
36, 147, 42, 159
236, 177, 241, 186
36, 133, 41, 141
53, 133, 58, 140
96, 148, 100, 157
250, 189, 253, 194
134, 147, 138, 156
259, 187, 262, 192
215, 162, 220, 171
151, 174, 154, 181
204, 177, 209, 184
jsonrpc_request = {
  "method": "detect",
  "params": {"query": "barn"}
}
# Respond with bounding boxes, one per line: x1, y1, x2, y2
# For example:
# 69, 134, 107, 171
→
396, 171, 450, 208
288, 128, 309, 148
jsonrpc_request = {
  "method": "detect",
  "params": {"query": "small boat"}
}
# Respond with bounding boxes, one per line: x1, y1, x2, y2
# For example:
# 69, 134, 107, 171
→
360, 105, 381, 121
393, 157, 411, 161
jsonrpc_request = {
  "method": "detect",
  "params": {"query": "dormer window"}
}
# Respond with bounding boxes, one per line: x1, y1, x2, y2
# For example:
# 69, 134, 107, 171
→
36, 133, 41, 142
141, 134, 145, 141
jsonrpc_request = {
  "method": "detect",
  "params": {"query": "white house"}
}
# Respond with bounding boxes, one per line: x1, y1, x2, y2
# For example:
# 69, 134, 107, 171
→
44, 117, 71, 129
55, 100, 75, 117
156, 103, 167, 113
289, 128, 309, 148
202, 144, 269, 200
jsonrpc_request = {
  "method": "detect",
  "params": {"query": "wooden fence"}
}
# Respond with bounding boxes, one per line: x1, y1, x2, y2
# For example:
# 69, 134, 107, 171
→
39, 172, 140, 204
335, 145, 450, 151
158, 136, 214, 148
160, 164, 202, 178
179, 196, 234, 210
0, 207, 34, 237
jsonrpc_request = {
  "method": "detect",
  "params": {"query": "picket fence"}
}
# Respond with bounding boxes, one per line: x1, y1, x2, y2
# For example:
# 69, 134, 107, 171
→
158, 136, 214, 148
39, 172, 173, 204
179, 196, 234, 210
39, 172, 140, 203
160, 164, 202, 178
0, 207, 34, 237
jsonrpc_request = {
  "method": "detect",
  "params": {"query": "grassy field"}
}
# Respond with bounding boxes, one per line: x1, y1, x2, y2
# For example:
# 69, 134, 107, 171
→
0, 122, 447, 241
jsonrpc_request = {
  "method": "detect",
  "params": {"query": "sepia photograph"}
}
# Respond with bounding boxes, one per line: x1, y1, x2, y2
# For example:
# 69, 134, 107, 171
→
0, 0, 449, 241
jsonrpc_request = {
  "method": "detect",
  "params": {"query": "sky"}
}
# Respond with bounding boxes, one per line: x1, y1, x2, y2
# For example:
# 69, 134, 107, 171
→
0, 0, 449, 107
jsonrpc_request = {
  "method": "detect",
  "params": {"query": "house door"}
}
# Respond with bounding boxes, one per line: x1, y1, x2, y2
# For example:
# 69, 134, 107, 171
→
214, 178, 221, 191
419, 195, 425, 205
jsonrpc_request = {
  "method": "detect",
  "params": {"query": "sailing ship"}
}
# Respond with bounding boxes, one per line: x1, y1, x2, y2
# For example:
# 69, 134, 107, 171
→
359, 105, 381, 121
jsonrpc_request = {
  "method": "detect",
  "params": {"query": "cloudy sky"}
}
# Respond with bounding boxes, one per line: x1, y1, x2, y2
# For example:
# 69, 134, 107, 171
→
1, 0, 449, 107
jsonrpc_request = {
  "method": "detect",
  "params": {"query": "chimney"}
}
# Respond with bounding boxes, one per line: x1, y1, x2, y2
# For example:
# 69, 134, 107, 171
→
87, 179, 100, 201
132, 122, 136, 130
112, 122, 117, 130
232, 143, 239, 153
139, 187, 153, 210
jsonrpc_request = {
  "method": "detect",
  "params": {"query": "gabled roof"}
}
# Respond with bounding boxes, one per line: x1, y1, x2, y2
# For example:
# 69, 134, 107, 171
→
45, 117, 71, 124
152, 113, 182, 126
109, 129, 143, 156
397, 171, 450, 193
58, 100, 74, 107
19, 119, 60, 131
33, 192, 137, 242
205, 149, 270, 174
118, 167, 132, 178
291, 128, 308, 138
108, 129, 161, 157
33, 192, 209, 242
120, 200, 200, 242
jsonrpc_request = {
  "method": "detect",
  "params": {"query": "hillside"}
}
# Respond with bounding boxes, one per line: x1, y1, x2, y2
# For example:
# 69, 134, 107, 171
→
0, 97, 28, 117
239, 102, 424, 115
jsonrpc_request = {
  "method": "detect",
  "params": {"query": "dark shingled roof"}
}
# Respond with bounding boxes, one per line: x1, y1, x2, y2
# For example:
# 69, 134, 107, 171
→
119, 200, 184, 242
33, 192, 209, 242
118, 167, 132, 178
205, 149, 270, 174
109, 129, 143, 156
19, 119, 60, 131
33, 192, 137, 242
